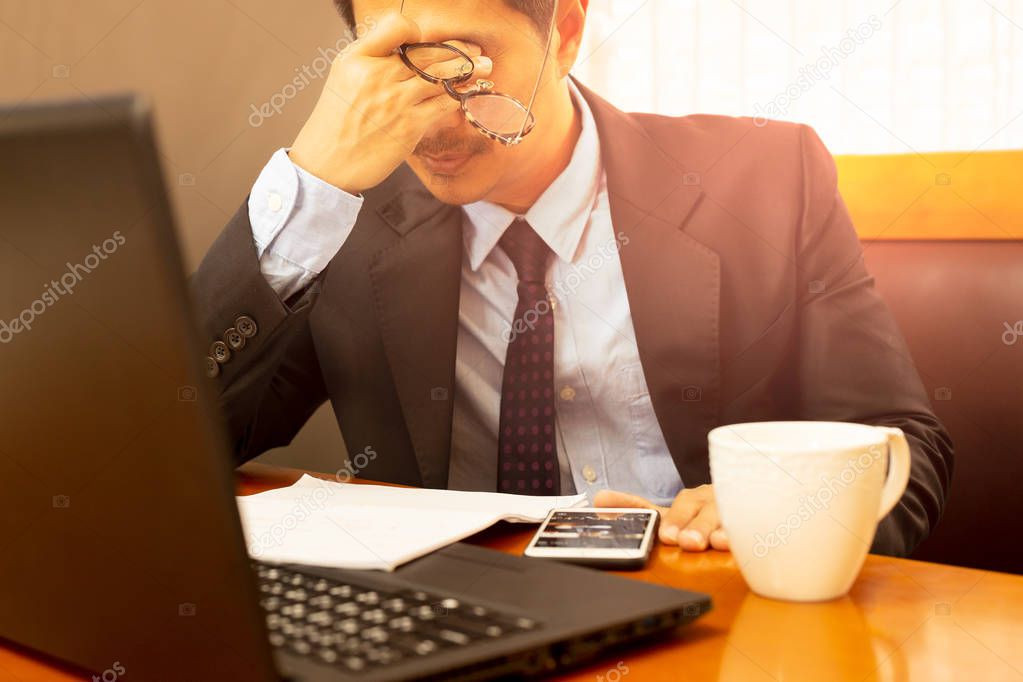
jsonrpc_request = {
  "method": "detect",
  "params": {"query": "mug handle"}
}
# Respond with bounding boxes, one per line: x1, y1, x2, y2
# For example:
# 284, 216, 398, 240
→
875, 426, 912, 520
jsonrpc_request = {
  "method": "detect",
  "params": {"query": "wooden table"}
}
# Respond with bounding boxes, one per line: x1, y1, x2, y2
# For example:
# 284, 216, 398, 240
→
2, 464, 1021, 681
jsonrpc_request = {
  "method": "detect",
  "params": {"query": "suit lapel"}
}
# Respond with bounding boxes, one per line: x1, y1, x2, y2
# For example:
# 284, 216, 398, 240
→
365, 167, 462, 488
578, 81, 722, 486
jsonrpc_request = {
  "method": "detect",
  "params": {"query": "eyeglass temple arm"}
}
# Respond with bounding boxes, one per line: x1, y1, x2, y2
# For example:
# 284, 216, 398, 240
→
515, 0, 557, 142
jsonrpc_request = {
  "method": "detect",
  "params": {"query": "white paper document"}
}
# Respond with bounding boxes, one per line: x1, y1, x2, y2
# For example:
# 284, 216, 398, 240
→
236, 475, 588, 571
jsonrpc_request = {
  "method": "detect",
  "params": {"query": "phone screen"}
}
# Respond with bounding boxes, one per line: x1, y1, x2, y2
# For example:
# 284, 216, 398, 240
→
533, 511, 651, 549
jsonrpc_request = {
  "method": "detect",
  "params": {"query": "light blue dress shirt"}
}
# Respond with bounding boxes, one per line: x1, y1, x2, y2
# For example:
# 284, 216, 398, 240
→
247, 82, 683, 506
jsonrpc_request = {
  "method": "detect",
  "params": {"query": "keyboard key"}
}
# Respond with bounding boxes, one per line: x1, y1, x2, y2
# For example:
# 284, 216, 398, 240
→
340, 656, 366, 671
382, 597, 406, 612
309, 594, 332, 609
391, 634, 438, 657
515, 616, 538, 630
355, 591, 380, 606
361, 608, 388, 624
438, 629, 470, 646
360, 626, 389, 644
308, 611, 331, 626
388, 616, 415, 632
333, 601, 359, 617
333, 618, 359, 635
411, 605, 437, 620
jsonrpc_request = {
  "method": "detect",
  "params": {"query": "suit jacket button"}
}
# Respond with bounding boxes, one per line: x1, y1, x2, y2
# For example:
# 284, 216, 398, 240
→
211, 341, 231, 364
224, 327, 246, 351
205, 356, 221, 378
236, 315, 258, 338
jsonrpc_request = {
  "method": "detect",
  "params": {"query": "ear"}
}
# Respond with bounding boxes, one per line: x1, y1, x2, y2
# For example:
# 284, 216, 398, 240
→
554, 0, 588, 77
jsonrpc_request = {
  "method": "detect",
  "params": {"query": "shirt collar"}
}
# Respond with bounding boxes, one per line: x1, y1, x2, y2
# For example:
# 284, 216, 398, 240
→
462, 79, 602, 272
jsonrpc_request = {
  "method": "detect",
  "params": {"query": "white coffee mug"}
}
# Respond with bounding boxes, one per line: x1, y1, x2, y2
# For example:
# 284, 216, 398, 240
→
709, 421, 911, 602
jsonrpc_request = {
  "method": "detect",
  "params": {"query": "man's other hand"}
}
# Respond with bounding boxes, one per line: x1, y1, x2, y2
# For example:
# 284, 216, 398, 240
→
593, 485, 730, 552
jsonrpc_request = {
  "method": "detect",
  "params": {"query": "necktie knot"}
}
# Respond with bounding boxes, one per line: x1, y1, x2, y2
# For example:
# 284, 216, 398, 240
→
499, 219, 550, 285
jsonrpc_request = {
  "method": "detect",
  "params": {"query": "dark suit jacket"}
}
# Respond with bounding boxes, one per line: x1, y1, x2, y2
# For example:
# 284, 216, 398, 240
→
193, 81, 953, 557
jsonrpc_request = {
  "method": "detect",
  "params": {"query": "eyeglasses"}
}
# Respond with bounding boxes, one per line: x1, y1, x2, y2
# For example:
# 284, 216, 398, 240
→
396, 1, 556, 146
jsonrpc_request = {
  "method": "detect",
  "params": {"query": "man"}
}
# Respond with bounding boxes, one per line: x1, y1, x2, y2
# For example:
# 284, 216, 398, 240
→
194, 0, 953, 557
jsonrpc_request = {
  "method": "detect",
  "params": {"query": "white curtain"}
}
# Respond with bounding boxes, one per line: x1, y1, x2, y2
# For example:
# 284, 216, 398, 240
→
573, 0, 1023, 154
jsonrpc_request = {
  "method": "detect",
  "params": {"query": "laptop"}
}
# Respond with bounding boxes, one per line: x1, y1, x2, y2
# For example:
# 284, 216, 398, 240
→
0, 95, 711, 681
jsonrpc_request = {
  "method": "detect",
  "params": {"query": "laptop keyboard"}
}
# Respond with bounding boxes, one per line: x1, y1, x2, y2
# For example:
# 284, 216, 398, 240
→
253, 561, 541, 673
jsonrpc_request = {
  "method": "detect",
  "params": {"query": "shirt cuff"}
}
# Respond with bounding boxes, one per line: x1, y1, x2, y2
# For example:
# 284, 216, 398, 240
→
248, 147, 364, 276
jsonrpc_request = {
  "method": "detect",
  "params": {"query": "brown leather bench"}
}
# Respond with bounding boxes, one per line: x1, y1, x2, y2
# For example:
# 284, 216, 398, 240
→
863, 240, 1023, 574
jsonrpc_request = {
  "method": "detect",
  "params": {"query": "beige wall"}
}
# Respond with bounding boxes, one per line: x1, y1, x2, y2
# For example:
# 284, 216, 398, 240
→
0, 0, 352, 472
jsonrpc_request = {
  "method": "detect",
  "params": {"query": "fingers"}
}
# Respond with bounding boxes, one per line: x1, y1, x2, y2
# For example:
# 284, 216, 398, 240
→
658, 487, 707, 546
409, 55, 493, 83
351, 10, 421, 57
400, 50, 493, 124
677, 504, 720, 551
408, 90, 462, 123
658, 484, 729, 552
593, 490, 679, 544
593, 487, 728, 552
400, 49, 493, 82
709, 528, 730, 551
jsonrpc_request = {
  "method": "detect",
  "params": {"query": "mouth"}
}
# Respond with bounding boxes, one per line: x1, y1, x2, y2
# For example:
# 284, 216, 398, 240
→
417, 151, 476, 175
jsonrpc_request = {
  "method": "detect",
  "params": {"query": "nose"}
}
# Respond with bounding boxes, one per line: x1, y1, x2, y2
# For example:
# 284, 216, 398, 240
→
435, 103, 465, 130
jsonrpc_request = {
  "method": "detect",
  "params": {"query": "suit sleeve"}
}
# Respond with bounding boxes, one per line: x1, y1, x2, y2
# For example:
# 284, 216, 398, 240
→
792, 125, 954, 557
191, 201, 330, 465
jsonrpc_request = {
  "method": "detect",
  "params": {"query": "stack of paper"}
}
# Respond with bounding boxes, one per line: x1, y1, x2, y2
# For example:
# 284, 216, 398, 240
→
236, 475, 588, 571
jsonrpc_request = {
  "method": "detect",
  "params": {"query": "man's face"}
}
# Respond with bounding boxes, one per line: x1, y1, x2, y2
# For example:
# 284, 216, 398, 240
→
354, 0, 558, 205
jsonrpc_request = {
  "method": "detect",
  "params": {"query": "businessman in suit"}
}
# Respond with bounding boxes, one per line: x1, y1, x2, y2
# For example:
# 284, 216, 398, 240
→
194, 0, 953, 556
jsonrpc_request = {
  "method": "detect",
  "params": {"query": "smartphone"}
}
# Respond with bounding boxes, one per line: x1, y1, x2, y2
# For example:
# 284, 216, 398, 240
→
523, 508, 659, 570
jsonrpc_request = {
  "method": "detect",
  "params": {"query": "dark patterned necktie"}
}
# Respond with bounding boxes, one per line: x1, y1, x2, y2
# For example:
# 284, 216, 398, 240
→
497, 218, 560, 495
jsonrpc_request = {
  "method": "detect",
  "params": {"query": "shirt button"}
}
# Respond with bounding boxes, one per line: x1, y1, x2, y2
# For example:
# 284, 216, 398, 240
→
582, 465, 597, 483
267, 191, 283, 213
559, 386, 576, 401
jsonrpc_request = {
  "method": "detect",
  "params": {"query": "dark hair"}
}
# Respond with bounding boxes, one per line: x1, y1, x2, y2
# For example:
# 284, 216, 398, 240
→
332, 1, 553, 37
